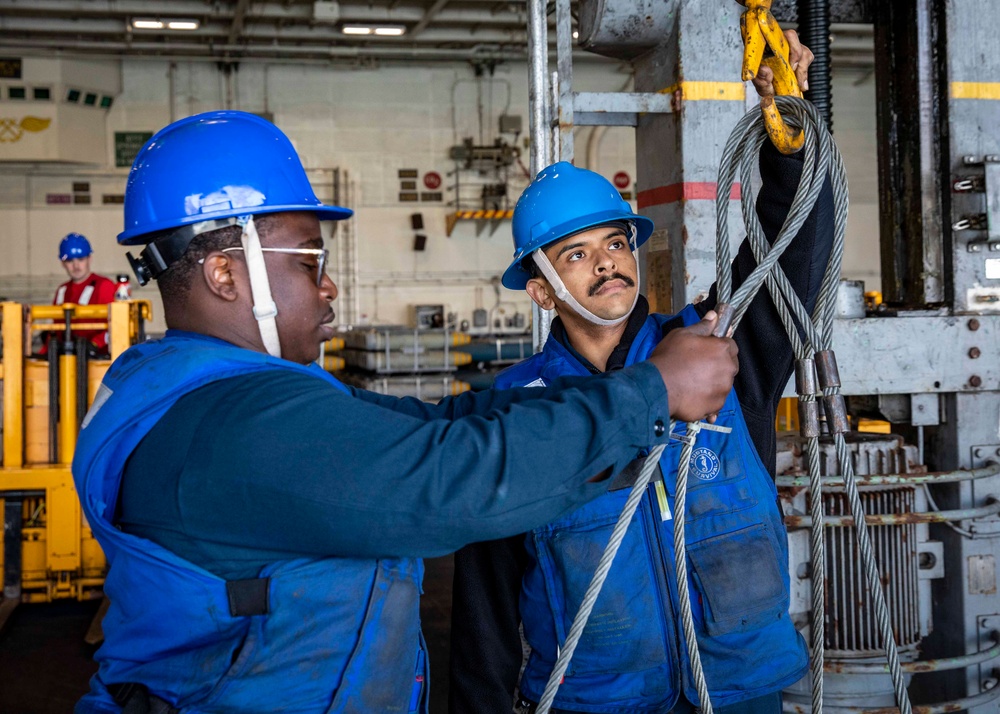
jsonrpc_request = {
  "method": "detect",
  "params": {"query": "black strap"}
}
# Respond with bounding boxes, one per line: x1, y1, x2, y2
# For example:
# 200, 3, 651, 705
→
108, 683, 179, 714
608, 456, 664, 492
226, 577, 270, 617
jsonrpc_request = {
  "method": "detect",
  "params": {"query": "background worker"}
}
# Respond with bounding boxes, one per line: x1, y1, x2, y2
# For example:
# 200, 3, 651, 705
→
449, 31, 828, 714
48, 232, 117, 355
72, 110, 740, 714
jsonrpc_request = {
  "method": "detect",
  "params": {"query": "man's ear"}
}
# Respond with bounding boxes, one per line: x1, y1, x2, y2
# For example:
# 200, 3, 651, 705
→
201, 252, 240, 302
525, 277, 556, 311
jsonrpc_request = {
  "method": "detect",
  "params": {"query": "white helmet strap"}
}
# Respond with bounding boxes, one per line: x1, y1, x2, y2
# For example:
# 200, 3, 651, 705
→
530, 223, 641, 328
239, 216, 282, 358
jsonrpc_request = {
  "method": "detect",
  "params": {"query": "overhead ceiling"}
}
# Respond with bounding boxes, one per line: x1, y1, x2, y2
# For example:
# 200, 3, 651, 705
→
0, 0, 874, 67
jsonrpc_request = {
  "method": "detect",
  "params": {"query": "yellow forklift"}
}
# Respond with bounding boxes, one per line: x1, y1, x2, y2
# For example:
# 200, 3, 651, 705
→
0, 300, 149, 632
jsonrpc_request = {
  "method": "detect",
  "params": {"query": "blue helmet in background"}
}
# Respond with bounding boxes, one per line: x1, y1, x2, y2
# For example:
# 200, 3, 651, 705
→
59, 233, 92, 261
501, 161, 654, 290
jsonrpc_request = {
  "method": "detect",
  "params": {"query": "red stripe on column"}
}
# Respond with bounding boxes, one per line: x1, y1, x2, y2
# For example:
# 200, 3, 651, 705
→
636, 182, 741, 209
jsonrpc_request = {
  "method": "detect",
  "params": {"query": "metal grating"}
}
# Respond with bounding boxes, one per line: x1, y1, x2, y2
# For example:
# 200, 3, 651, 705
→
819, 487, 921, 655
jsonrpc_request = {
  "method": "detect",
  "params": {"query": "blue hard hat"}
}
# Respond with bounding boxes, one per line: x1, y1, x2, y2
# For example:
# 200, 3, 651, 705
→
118, 110, 352, 245
501, 162, 654, 290
59, 233, 92, 261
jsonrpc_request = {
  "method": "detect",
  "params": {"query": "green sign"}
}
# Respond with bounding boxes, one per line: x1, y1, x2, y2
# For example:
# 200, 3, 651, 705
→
115, 131, 154, 168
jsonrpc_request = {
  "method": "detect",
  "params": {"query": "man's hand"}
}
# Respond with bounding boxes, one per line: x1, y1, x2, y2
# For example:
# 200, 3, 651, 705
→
752, 29, 814, 97
647, 311, 739, 423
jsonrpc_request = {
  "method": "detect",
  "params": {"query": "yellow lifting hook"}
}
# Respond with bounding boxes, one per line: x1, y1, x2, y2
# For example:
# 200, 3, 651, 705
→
737, 0, 805, 155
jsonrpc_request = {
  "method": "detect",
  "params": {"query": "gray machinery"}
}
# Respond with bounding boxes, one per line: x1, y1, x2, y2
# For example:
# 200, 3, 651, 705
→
526, 0, 1000, 710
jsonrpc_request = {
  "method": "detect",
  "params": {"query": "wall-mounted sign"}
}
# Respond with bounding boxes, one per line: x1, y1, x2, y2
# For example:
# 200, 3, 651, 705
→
421, 192, 443, 202
423, 171, 442, 190
399, 192, 419, 202
0, 58, 22, 79
114, 131, 153, 168
46, 193, 71, 205
613, 171, 631, 189
398, 168, 419, 179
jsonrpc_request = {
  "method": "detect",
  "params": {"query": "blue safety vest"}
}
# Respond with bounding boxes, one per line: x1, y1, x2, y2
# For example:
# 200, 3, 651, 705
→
499, 307, 807, 712
73, 331, 428, 714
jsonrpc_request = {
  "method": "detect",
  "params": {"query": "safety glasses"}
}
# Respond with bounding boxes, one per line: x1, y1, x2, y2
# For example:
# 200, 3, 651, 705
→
219, 247, 329, 286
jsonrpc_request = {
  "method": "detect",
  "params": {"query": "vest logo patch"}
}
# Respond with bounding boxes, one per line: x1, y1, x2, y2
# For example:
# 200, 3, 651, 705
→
690, 447, 721, 481
523, 377, 547, 388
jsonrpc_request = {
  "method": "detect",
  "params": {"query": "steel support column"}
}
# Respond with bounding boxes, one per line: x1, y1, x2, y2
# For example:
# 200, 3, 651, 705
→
873, 0, 949, 307
632, 2, 746, 312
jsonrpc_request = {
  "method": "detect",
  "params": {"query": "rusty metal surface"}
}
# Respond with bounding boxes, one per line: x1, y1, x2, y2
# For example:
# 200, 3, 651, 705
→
826, 632, 1000, 674
776, 462, 1000, 488
576, 0, 679, 60
827, 314, 1000, 395
873, 0, 947, 306
783, 500, 1000, 528
782, 669, 1000, 712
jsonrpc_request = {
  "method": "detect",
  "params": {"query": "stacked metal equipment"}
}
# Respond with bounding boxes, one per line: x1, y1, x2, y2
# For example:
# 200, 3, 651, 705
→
0, 300, 150, 632
528, 0, 1000, 711
337, 326, 473, 401
320, 336, 346, 374
453, 334, 534, 391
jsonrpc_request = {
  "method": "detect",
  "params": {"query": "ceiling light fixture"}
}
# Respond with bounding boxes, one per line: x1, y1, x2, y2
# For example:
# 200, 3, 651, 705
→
373, 26, 406, 36
132, 19, 165, 30
342, 25, 373, 35
167, 20, 200, 31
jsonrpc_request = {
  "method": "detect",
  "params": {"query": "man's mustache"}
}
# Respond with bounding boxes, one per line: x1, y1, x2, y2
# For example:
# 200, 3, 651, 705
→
589, 272, 635, 296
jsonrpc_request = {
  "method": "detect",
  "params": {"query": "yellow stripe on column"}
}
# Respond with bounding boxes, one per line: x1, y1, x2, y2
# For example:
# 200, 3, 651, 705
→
951, 82, 1000, 100
660, 81, 746, 101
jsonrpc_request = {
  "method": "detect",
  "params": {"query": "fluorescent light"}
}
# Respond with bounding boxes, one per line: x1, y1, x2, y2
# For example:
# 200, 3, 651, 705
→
342, 25, 373, 35
167, 20, 200, 30
373, 26, 406, 36
133, 19, 165, 30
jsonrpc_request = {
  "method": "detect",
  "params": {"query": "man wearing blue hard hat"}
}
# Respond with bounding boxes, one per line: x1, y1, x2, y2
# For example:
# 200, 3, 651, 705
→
49, 233, 117, 354
72, 110, 741, 713
450, 32, 828, 714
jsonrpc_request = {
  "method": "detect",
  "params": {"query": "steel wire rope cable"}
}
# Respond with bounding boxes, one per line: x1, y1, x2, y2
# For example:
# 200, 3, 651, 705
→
535, 95, 889, 714
715, 95, 912, 714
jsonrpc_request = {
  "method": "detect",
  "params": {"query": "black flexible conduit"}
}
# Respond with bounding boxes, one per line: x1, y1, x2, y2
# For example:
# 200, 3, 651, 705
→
798, 0, 833, 131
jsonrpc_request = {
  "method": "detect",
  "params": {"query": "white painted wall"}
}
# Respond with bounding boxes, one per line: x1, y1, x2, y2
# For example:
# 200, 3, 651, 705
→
0, 58, 637, 334
0, 56, 880, 335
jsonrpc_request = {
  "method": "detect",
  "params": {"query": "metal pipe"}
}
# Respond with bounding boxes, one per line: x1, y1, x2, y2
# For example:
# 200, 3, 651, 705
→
527, 0, 552, 353
784, 498, 1000, 528
58, 349, 77, 466
825, 632, 1000, 674
167, 61, 177, 122
776, 463, 1000, 488
47, 336, 58, 464
76, 337, 88, 428
527, 0, 550, 176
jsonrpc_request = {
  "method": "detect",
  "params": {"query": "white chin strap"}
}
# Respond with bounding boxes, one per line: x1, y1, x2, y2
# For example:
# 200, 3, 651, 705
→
240, 216, 282, 358
531, 225, 641, 328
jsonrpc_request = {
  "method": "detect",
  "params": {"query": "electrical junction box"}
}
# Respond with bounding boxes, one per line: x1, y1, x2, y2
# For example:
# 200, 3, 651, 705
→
413, 304, 445, 330
499, 114, 522, 134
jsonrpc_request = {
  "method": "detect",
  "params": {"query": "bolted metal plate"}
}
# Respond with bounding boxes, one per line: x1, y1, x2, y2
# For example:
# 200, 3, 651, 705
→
969, 555, 998, 595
